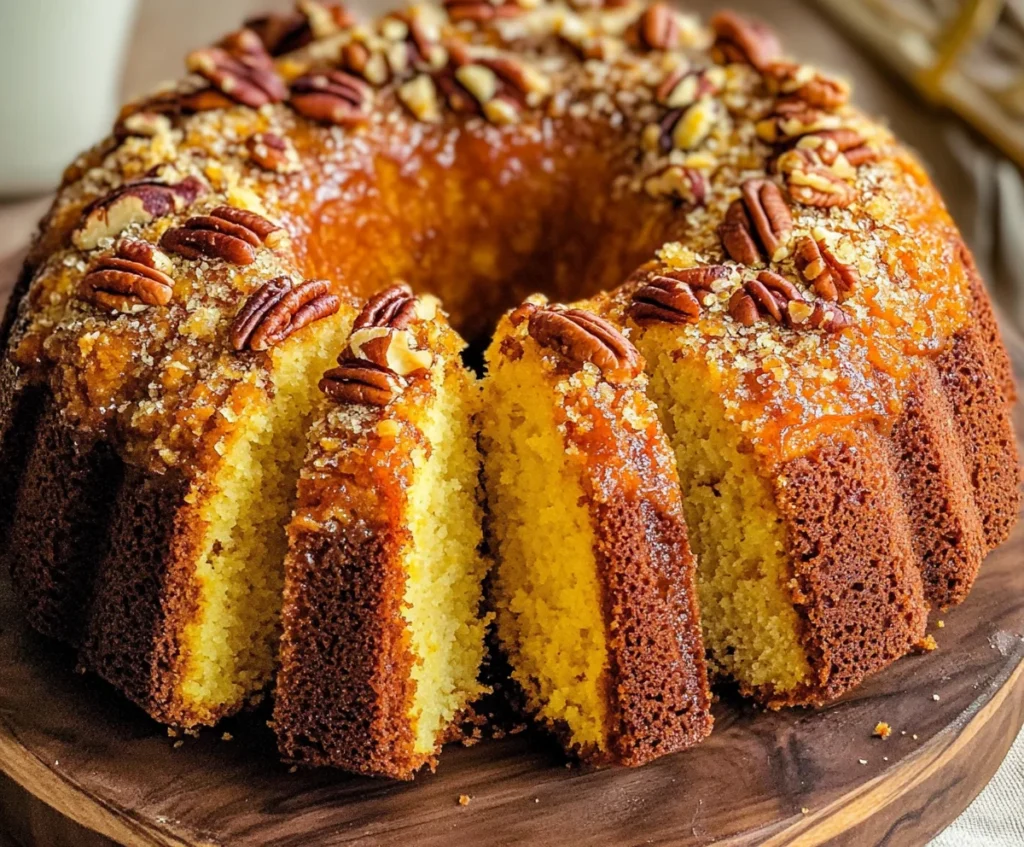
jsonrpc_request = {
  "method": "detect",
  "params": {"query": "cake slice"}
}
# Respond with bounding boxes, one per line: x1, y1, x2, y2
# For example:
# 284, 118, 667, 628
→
273, 284, 491, 779
480, 299, 712, 766
586, 261, 932, 708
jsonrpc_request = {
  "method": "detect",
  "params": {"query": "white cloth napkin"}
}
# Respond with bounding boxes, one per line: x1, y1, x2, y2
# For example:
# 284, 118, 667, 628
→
932, 727, 1024, 846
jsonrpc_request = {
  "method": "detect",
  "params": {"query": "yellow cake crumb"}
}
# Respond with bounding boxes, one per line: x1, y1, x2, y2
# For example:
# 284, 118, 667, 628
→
873, 722, 892, 739
482, 327, 610, 753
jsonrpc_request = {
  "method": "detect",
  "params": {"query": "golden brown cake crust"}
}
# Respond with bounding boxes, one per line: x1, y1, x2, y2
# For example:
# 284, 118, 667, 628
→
772, 429, 928, 707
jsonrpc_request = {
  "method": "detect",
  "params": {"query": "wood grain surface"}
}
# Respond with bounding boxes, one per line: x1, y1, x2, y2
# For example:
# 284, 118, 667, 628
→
0, 244, 1022, 846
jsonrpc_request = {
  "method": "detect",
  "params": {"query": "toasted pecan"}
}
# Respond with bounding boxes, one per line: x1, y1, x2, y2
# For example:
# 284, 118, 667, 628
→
230, 277, 340, 351
527, 307, 643, 384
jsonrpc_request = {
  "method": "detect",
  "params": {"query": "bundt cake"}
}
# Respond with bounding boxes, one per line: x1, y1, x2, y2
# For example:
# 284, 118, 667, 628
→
481, 299, 712, 764
273, 284, 491, 779
0, 0, 1018, 771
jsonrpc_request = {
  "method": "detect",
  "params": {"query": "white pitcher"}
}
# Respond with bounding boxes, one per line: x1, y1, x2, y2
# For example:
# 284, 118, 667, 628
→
0, 0, 139, 197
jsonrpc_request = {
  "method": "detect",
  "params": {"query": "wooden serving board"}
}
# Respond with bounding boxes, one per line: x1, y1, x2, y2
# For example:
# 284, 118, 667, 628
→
0, 265, 1022, 847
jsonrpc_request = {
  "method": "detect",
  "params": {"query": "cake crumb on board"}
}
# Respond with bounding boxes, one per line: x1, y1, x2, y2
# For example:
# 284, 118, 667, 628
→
458, 794, 471, 807
873, 722, 892, 739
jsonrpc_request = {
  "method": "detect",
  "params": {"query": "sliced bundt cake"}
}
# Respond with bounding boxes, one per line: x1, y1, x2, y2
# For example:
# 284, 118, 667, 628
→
5, 188, 355, 726
0, 0, 1017, 750
581, 158, 1019, 704
274, 284, 490, 779
480, 300, 712, 765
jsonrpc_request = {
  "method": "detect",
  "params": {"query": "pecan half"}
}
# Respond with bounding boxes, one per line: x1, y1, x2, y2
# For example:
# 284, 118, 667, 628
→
794, 235, 858, 302
230, 277, 340, 351
719, 179, 792, 266
639, 3, 680, 51
729, 270, 848, 332
444, 0, 526, 22
72, 176, 207, 251
161, 205, 286, 265
246, 132, 301, 173
709, 11, 781, 71
728, 270, 803, 327
786, 165, 856, 208
628, 266, 729, 325
643, 165, 707, 205
354, 283, 419, 330
527, 307, 643, 385
246, 2, 354, 55
320, 359, 404, 406
186, 29, 287, 108
290, 70, 372, 127
79, 239, 175, 311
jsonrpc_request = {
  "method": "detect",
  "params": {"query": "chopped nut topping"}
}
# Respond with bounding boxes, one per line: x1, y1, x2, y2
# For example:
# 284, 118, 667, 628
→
320, 359, 405, 405
246, 132, 302, 173
795, 128, 878, 168
719, 179, 793, 265
656, 67, 722, 109
527, 306, 643, 384
349, 326, 434, 375
655, 97, 722, 152
709, 10, 781, 71
246, 3, 354, 55
399, 74, 443, 122
766, 61, 850, 110
444, 48, 550, 123
72, 176, 207, 251
756, 100, 841, 145
348, 284, 434, 374
79, 239, 175, 311
186, 29, 287, 108
290, 70, 372, 126
628, 265, 728, 324
161, 205, 286, 265
643, 165, 707, 205
230, 277, 340, 351
444, 0, 527, 22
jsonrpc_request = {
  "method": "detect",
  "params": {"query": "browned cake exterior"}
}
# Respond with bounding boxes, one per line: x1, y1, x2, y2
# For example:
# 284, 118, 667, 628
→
274, 285, 489, 778
0, 0, 1016, 729
485, 303, 712, 764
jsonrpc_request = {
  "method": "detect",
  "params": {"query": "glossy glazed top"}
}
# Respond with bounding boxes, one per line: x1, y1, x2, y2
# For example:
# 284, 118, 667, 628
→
2, 0, 973, 471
